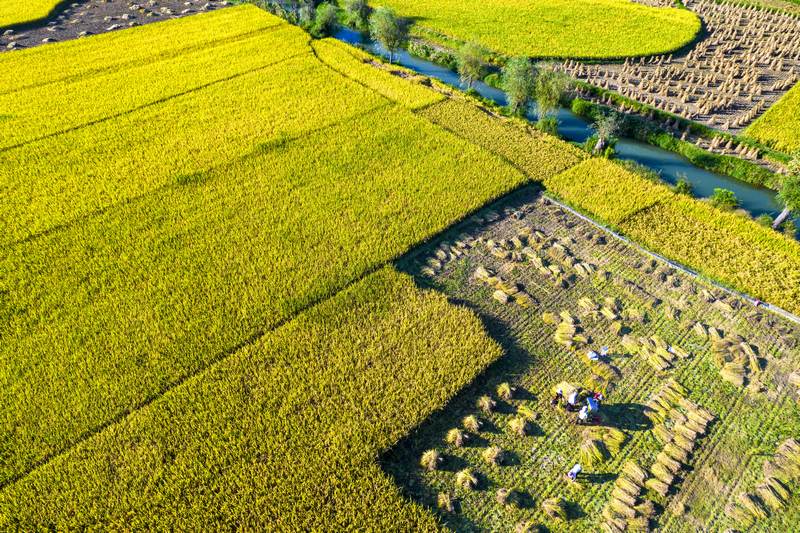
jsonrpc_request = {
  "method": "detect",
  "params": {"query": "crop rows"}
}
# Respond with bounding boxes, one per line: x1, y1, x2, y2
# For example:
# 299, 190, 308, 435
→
418, 99, 587, 182
312, 39, 444, 110
0, 267, 505, 529
376, 0, 700, 59
746, 80, 800, 152
543, 158, 800, 315
620, 197, 800, 316
0, 0, 61, 28
543, 158, 673, 225
387, 192, 800, 530
1, 50, 383, 245
0, 26, 310, 149
0, 5, 280, 94
0, 100, 533, 485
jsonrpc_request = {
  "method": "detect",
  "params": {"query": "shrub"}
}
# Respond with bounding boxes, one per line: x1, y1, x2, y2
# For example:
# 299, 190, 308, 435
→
456, 41, 487, 89
311, 3, 339, 37
537, 116, 559, 136
674, 174, 693, 196
343, 0, 369, 30
501, 57, 535, 115
369, 7, 406, 63
709, 188, 739, 211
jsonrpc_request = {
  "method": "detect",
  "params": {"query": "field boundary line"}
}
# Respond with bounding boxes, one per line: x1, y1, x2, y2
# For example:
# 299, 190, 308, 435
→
544, 194, 800, 325
0, 50, 312, 154
0, 23, 288, 97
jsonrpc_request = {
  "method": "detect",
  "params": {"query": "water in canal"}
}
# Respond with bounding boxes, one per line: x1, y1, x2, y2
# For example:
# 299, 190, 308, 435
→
334, 27, 797, 229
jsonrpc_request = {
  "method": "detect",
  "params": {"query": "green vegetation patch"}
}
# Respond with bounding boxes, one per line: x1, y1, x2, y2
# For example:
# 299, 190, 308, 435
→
746, 81, 800, 153
375, 0, 701, 59
0, 268, 503, 529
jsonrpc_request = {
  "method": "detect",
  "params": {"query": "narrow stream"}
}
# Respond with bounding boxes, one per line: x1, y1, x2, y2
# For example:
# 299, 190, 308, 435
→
334, 28, 798, 230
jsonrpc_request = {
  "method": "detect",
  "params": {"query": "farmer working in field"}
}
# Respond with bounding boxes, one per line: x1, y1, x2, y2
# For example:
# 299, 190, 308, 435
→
566, 463, 582, 481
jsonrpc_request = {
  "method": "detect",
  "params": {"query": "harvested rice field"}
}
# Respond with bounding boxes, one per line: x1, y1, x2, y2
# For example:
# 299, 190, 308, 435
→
387, 188, 800, 531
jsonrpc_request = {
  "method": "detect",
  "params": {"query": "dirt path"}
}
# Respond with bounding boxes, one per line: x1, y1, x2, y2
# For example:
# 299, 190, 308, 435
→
1, 0, 231, 52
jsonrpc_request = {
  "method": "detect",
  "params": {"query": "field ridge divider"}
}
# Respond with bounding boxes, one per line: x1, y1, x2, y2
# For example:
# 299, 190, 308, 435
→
0, 49, 311, 154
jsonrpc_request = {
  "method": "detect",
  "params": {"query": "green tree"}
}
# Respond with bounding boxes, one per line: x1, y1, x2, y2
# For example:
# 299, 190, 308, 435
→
343, 0, 369, 30
773, 154, 800, 229
369, 7, 405, 63
456, 41, 487, 90
501, 57, 535, 115
593, 112, 621, 154
534, 65, 569, 126
312, 3, 338, 37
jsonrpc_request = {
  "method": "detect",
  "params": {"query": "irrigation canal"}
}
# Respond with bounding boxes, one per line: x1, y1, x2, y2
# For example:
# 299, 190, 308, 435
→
334, 27, 799, 230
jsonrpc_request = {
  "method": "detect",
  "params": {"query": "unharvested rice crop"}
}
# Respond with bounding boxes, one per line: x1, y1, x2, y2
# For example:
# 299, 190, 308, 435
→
311, 39, 443, 109
0, 5, 280, 93
419, 99, 586, 182
620, 196, 800, 314
746, 81, 800, 152
0, 0, 61, 28
0, 103, 530, 483
0, 6, 561, 484
544, 158, 673, 224
0, 268, 504, 529
375, 0, 701, 58
0, 26, 312, 149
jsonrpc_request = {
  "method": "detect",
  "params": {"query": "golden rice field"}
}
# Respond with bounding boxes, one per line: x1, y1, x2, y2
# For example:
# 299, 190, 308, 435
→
2, 3, 800, 530
375, 0, 701, 58
746, 81, 800, 153
0, 0, 60, 28
0, 267, 504, 529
